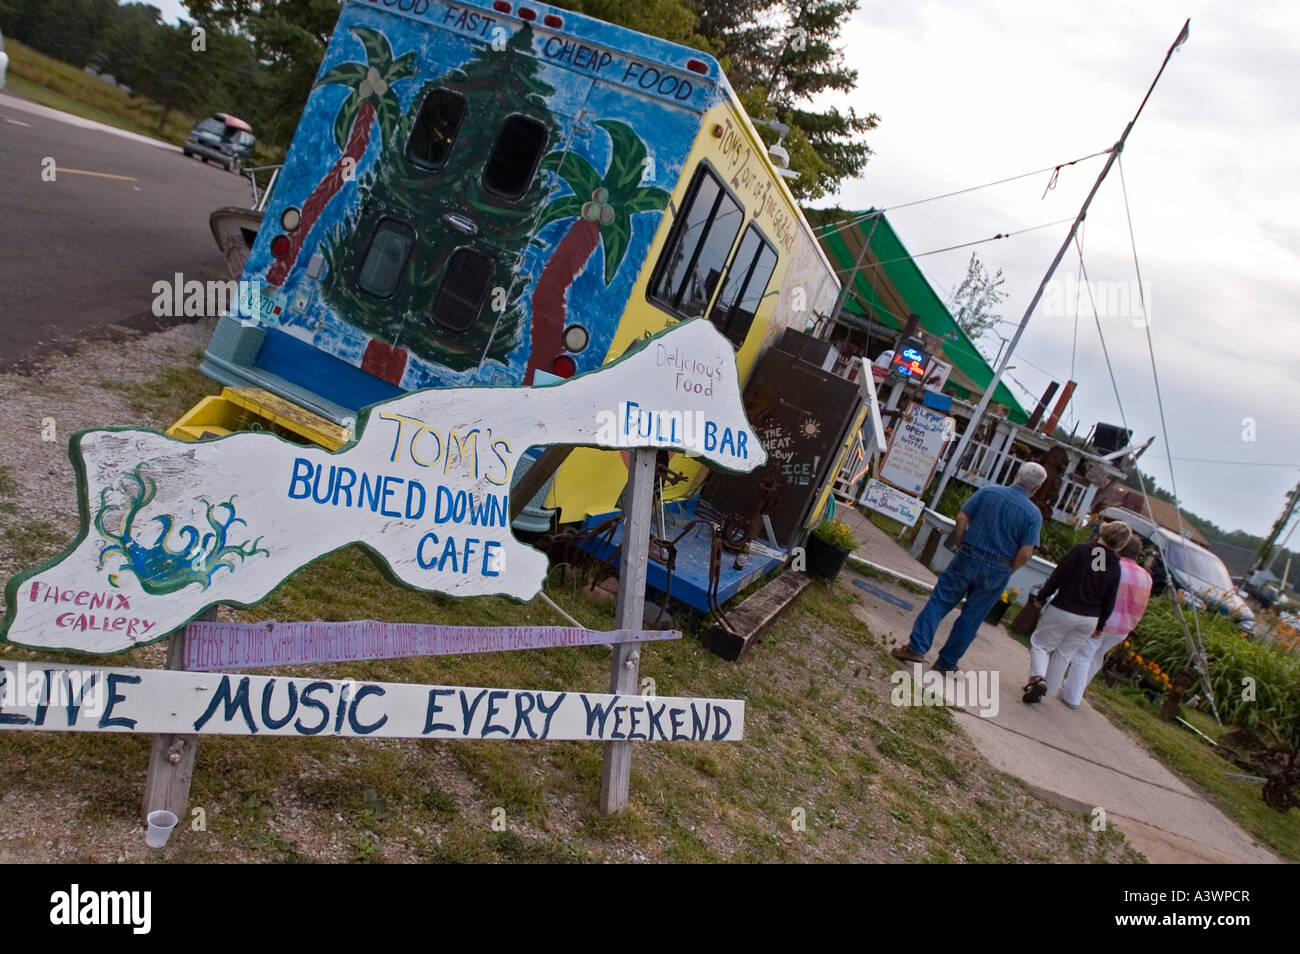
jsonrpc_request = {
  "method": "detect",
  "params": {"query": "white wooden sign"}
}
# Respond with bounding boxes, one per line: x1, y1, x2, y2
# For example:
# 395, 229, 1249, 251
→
2, 320, 764, 654
0, 664, 743, 741
183, 620, 679, 672
861, 478, 925, 527
860, 356, 888, 450
878, 402, 953, 496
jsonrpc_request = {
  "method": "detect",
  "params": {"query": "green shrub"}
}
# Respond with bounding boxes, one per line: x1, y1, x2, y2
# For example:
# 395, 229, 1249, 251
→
1128, 600, 1300, 745
928, 480, 974, 519
1038, 520, 1092, 563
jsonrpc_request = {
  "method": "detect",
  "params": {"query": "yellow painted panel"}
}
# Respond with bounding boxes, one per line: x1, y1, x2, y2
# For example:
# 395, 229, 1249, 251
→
547, 97, 840, 522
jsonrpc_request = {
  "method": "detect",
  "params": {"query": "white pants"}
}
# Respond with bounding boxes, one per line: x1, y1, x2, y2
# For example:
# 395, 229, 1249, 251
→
1031, 605, 1097, 705
1086, 631, 1128, 684
1045, 629, 1127, 706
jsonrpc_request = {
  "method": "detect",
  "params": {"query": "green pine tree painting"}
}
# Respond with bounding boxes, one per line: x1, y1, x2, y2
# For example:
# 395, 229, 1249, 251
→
321, 26, 557, 373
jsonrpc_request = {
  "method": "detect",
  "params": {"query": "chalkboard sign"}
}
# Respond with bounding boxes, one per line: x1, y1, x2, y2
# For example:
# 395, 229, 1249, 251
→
702, 346, 862, 548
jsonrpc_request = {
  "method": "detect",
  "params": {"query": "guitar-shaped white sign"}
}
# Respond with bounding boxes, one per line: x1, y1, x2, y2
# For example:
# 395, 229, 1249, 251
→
2, 320, 764, 654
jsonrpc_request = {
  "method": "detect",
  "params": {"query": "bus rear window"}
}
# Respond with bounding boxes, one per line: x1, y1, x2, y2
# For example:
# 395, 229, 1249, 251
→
431, 248, 494, 332
483, 114, 548, 199
649, 167, 743, 320
407, 89, 467, 169
709, 225, 777, 346
357, 219, 415, 298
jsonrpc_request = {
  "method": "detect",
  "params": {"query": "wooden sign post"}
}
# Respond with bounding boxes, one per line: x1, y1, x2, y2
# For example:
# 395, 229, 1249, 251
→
181, 619, 680, 671
140, 613, 204, 824
601, 447, 656, 813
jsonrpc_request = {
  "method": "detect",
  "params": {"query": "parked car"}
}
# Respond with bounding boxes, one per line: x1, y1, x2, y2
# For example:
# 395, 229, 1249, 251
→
1101, 507, 1256, 631
1, 29, 9, 90
183, 113, 255, 174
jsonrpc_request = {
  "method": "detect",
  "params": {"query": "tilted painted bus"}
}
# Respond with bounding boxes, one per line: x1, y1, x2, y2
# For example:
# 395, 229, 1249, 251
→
190, 0, 840, 524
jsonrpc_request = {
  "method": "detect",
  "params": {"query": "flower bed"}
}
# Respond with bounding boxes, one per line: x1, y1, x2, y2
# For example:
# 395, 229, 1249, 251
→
1123, 600, 1300, 746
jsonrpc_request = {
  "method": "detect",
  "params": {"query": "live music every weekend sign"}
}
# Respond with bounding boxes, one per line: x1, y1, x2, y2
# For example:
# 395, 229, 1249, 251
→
0, 664, 743, 742
1, 320, 764, 655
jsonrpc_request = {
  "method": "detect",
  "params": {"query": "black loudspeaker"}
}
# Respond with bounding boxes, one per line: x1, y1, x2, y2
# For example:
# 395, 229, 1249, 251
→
775, 328, 833, 368
1091, 422, 1132, 453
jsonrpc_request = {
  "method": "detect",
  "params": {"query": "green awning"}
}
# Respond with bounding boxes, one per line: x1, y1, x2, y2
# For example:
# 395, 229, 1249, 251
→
817, 211, 1029, 424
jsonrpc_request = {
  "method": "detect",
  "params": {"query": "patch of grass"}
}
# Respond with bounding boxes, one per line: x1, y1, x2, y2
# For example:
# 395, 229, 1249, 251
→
864, 509, 906, 538
5, 39, 195, 145
5, 40, 280, 163
0, 467, 17, 514
2, 518, 69, 570
493, 830, 590, 863
947, 810, 1015, 863
845, 557, 932, 597
1090, 682, 1299, 862
101, 356, 217, 425
351, 832, 386, 863
450, 742, 549, 821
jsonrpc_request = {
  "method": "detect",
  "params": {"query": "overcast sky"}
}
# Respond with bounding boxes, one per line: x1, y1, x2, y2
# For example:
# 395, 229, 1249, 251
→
150, 0, 1299, 537
823, 0, 1300, 538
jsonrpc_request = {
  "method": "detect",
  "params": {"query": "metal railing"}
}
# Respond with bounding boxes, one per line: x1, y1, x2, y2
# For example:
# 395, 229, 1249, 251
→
242, 165, 283, 212
940, 437, 1093, 524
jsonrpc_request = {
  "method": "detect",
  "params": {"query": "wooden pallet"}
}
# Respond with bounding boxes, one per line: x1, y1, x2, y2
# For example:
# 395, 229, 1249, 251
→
705, 570, 812, 662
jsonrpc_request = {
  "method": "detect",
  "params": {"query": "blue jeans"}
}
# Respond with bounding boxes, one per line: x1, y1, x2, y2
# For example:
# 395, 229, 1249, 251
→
908, 551, 1011, 668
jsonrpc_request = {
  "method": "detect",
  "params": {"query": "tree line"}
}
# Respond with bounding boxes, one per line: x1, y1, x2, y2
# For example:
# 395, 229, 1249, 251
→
0, 0, 286, 136
2, 0, 877, 198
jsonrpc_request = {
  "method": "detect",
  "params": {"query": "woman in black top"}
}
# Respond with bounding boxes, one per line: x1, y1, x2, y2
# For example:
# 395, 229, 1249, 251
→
1023, 521, 1132, 705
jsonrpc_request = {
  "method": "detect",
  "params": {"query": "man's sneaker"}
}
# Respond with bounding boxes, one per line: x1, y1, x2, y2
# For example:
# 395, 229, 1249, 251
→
891, 646, 925, 664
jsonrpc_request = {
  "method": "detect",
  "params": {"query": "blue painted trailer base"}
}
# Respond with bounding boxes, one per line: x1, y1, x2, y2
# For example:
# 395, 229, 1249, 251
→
574, 499, 786, 613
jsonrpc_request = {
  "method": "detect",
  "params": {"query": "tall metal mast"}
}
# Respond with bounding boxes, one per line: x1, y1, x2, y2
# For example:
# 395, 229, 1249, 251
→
927, 19, 1191, 510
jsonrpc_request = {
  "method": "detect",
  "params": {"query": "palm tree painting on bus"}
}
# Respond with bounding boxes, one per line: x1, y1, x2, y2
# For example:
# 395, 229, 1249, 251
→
524, 120, 670, 384
266, 27, 414, 287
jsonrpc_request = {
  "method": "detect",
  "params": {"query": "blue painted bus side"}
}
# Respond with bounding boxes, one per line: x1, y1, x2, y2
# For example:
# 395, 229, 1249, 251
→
202, 0, 720, 420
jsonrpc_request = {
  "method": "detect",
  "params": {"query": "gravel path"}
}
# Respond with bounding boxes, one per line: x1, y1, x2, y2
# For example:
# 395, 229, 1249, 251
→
0, 317, 220, 600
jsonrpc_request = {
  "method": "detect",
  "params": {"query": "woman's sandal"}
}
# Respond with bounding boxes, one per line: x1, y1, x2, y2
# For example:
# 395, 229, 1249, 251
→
1022, 677, 1047, 704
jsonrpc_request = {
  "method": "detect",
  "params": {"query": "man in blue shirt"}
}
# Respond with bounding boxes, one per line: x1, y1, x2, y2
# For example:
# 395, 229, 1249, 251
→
892, 463, 1046, 671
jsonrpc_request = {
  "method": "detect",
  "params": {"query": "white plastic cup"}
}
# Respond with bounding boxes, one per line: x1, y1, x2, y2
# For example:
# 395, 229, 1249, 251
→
145, 810, 179, 848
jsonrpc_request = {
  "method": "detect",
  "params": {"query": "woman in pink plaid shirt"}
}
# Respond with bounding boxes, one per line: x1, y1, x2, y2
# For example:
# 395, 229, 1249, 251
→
1047, 536, 1153, 707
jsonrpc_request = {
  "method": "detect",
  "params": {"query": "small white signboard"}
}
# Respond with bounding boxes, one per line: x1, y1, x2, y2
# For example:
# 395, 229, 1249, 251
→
2, 320, 764, 655
878, 402, 953, 496
861, 478, 925, 527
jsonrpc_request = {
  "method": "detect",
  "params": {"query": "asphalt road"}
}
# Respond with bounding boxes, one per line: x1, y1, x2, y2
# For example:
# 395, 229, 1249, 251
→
0, 92, 251, 369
